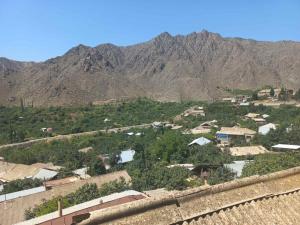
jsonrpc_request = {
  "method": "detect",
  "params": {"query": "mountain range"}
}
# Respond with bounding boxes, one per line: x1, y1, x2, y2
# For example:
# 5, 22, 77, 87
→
1, 30, 300, 106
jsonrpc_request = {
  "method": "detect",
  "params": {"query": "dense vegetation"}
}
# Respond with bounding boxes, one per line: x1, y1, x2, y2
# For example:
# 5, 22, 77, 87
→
25, 178, 129, 219
0, 98, 196, 145
242, 152, 300, 177
1, 97, 300, 220
0, 178, 43, 195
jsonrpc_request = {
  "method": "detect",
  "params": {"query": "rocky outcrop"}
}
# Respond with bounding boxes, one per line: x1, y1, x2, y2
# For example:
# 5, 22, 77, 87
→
1, 31, 300, 106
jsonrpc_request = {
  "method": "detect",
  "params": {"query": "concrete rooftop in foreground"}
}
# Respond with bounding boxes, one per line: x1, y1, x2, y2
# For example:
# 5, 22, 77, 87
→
79, 166, 300, 225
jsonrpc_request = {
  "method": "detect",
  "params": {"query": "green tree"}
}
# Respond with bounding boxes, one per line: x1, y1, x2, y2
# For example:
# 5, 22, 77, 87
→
87, 159, 106, 176
278, 88, 288, 101
270, 87, 275, 97
252, 92, 258, 100
0, 178, 43, 195
131, 166, 191, 191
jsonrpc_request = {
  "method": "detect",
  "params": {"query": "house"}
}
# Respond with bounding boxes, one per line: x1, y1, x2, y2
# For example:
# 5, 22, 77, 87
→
228, 145, 270, 156
258, 88, 293, 98
117, 149, 136, 164
272, 144, 300, 151
224, 160, 251, 177
235, 95, 251, 103
200, 120, 218, 129
182, 106, 205, 117
244, 113, 266, 124
16, 190, 145, 225
188, 137, 211, 146
239, 102, 250, 106
222, 97, 236, 103
190, 126, 211, 134
32, 168, 58, 180
252, 117, 266, 125
257, 88, 281, 98
216, 127, 256, 144
73, 167, 91, 179
0, 161, 58, 183
257, 89, 272, 97
245, 113, 260, 119
190, 120, 217, 134
152, 121, 164, 128
258, 123, 276, 135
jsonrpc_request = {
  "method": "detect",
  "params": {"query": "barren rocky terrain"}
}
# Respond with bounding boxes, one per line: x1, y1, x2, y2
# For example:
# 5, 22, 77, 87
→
1, 30, 300, 106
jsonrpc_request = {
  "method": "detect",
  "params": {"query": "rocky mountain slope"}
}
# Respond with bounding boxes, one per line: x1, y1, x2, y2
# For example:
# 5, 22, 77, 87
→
1, 30, 300, 106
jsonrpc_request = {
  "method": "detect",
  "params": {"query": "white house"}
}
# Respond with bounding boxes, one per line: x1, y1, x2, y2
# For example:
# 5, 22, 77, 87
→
258, 123, 276, 135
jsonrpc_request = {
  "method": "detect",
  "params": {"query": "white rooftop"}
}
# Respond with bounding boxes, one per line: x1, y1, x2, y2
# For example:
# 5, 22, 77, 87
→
272, 144, 300, 150
225, 160, 252, 177
188, 137, 211, 146
258, 123, 276, 135
118, 149, 136, 164
0, 186, 46, 203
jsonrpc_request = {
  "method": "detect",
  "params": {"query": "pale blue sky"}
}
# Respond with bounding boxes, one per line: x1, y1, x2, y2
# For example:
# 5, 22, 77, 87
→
0, 0, 299, 61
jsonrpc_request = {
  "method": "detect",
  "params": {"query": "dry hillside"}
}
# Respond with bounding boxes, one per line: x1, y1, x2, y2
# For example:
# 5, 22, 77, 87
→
1, 30, 300, 106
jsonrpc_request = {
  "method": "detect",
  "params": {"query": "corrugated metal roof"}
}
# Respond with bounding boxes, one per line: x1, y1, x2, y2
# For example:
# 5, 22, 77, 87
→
118, 149, 135, 164
272, 144, 300, 150
225, 160, 251, 177
0, 186, 46, 202
15, 190, 144, 225
33, 168, 58, 180
188, 137, 211, 146
259, 123, 276, 135
0, 170, 131, 225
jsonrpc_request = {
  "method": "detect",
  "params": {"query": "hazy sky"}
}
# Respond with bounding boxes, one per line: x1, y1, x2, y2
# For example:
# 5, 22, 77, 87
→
0, 0, 299, 61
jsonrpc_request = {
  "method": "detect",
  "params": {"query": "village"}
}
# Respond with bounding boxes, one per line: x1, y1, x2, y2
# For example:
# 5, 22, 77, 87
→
0, 86, 300, 224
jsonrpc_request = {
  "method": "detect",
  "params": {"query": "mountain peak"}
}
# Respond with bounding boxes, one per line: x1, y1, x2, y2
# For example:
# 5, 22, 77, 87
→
154, 32, 173, 41
65, 44, 91, 56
